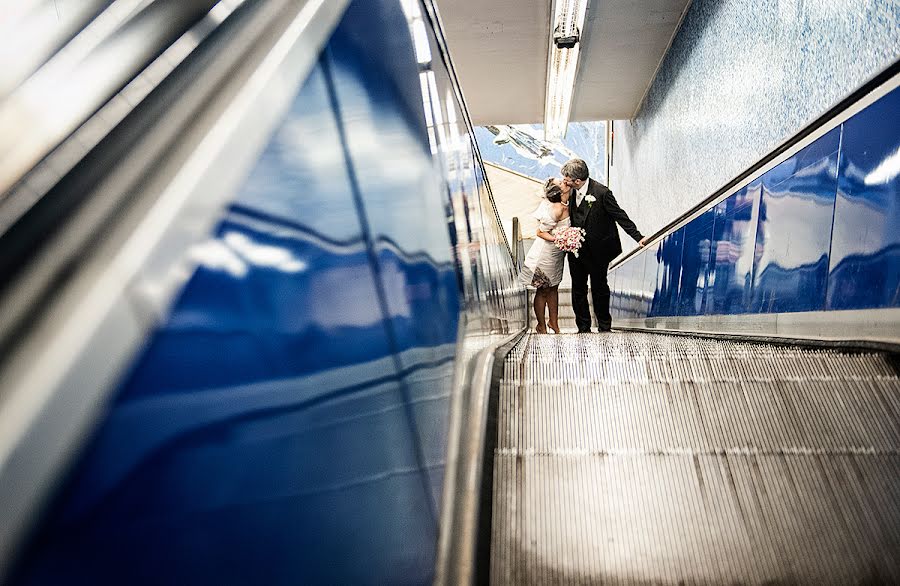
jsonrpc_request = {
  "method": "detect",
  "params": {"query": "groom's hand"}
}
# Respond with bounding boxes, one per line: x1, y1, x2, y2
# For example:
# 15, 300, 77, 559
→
639, 236, 648, 247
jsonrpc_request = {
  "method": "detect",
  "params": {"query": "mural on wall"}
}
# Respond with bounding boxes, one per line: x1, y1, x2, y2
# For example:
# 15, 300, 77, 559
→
475, 121, 608, 184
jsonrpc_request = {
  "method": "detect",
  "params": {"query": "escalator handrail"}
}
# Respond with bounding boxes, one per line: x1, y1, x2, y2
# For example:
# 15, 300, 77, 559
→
0, 0, 221, 208
609, 58, 900, 272
435, 325, 527, 586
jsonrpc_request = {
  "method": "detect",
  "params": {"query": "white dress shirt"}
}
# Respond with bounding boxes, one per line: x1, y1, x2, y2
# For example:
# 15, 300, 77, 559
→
575, 178, 590, 207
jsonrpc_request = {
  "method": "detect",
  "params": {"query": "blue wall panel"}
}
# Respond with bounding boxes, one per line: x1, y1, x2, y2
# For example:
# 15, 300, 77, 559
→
828, 88, 900, 310
618, 256, 634, 318
704, 181, 761, 315
10, 11, 442, 584
323, 0, 461, 517
9, 0, 528, 583
638, 241, 660, 318
752, 128, 840, 313
609, 82, 900, 324
676, 209, 715, 316
650, 227, 684, 317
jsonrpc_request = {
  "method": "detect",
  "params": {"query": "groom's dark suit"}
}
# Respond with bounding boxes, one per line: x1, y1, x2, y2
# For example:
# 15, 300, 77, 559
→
568, 178, 643, 332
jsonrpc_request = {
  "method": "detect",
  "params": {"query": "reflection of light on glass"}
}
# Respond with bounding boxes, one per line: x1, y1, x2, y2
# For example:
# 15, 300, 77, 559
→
280, 117, 345, 169
419, 71, 434, 124
419, 71, 439, 154
190, 240, 249, 277
411, 19, 432, 64
864, 145, 900, 186
426, 71, 449, 149
426, 71, 444, 126
399, 0, 431, 64
224, 232, 308, 272
398, 0, 421, 19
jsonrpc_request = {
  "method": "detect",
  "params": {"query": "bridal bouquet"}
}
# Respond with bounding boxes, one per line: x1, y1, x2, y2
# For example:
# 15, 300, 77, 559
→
554, 226, 586, 257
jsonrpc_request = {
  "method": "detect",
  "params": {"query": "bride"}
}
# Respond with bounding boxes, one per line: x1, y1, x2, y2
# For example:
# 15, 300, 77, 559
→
519, 178, 571, 333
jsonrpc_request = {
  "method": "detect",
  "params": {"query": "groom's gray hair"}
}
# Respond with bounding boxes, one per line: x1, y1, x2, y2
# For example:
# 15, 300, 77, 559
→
561, 159, 589, 181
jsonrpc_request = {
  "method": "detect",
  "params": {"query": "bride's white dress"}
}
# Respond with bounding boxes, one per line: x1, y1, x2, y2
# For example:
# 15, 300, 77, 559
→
519, 201, 569, 288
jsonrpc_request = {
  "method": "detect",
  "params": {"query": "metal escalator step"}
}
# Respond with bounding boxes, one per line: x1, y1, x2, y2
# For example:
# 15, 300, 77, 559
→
491, 332, 900, 585
498, 380, 900, 452
491, 452, 900, 584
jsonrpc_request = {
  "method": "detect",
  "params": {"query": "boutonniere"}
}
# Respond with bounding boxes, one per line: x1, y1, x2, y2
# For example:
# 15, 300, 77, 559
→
584, 194, 596, 208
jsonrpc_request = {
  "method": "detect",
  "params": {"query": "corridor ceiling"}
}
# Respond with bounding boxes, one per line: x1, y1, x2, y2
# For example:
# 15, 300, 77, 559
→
434, 0, 692, 125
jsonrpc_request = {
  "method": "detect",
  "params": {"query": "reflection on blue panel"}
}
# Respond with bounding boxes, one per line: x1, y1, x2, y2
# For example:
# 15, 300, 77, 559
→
609, 84, 899, 324
324, 0, 461, 514
677, 209, 715, 316
639, 241, 660, 318
649, 227, 683, 317
705, 182, 761, 314
828, 86, 900, 310
13, 40, 434, 586
752, 128, 840, 313
9, 0, 528, 582
632, 256, 644, 317
614, 254, 645, 319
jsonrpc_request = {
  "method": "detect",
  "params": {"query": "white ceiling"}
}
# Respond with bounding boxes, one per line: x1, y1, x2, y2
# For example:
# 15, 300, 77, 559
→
434, 0, 692, 125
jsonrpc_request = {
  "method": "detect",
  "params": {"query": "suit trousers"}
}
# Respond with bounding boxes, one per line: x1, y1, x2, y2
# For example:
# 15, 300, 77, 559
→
569, 255, 611, 332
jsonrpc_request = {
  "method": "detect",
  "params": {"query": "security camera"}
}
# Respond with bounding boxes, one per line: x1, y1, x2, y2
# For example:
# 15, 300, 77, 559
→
553, 29, 579, 49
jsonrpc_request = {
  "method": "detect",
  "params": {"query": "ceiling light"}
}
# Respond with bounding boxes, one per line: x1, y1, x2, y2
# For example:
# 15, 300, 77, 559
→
544, 0, 589, 140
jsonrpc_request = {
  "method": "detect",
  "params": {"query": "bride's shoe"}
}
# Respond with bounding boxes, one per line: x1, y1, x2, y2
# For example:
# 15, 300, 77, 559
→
535, 325, 547, 334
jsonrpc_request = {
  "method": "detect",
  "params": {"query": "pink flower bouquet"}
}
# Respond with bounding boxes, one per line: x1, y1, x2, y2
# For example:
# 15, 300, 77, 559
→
554, 226, 586, 257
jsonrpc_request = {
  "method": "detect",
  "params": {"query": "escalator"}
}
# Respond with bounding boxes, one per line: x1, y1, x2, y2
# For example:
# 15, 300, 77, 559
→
489, 332, 900, 583
474, 63, 900, 586
0, 1, 897, 584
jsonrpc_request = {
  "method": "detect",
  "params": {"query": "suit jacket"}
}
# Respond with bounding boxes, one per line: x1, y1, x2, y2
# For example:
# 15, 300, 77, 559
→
569, 178, 642, 263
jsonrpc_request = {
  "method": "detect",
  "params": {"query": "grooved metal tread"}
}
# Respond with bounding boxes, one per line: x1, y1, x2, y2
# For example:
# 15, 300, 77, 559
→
490, 332, 900, 585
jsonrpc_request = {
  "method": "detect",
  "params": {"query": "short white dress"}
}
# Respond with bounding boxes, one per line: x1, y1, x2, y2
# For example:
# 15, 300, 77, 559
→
519, 201, 569, 289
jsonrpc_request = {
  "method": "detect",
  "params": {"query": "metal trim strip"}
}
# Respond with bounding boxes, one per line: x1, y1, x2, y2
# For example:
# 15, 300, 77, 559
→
612, 308, 900, 349
435, 324, 528, 586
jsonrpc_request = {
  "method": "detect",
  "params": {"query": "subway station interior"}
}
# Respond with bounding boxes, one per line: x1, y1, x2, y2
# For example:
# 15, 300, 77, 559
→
0, 0, 899, 584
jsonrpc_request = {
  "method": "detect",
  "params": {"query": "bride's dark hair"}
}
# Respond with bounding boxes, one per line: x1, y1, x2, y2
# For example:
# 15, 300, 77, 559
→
544, 178, 563, 203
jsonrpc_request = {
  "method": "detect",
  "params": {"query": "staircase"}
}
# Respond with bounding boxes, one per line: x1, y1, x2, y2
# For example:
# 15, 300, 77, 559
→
527, 287, 592, 332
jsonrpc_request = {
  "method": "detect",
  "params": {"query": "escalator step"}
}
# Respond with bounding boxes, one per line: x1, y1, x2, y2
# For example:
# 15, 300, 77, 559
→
491, 332, 900, 585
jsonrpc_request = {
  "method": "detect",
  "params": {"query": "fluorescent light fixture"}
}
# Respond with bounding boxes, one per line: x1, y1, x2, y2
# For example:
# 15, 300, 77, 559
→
544, 0, 589, 140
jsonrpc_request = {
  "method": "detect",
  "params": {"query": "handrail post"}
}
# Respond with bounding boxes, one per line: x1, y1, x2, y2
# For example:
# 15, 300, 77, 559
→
511, 216, 524, 272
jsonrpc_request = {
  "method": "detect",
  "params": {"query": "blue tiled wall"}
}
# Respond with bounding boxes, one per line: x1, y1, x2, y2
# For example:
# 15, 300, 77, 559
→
611, 83, 900, 321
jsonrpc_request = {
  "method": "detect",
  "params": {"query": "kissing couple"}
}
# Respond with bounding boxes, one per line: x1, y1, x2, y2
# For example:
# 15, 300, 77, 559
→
518, 158, 647, 334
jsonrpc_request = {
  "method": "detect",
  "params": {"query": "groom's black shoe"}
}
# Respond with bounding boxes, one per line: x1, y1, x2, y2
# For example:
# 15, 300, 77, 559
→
577, 328, 591, 333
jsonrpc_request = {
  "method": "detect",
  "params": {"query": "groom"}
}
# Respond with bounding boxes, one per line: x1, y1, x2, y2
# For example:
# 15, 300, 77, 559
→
563, 158, 646, 332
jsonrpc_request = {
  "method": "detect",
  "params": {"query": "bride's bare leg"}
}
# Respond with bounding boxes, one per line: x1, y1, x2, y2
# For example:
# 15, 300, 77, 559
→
547, 285, 560, 333
533, 288, 547, 333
